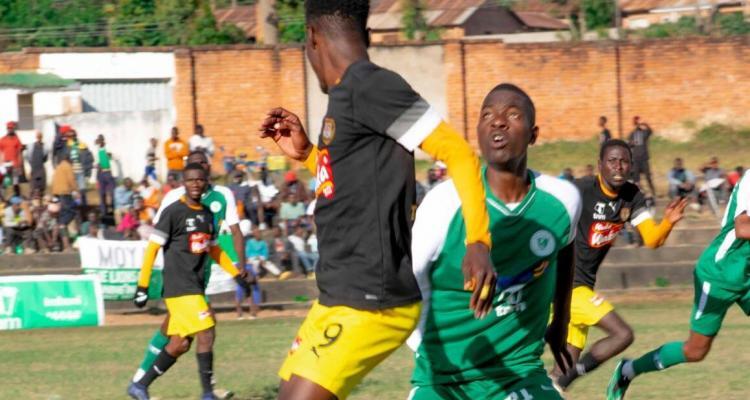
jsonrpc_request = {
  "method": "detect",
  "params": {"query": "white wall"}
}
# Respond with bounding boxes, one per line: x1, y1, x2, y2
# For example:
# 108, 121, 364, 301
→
38, 52, 176, 80
305, 45, 447, 145
0, 89, 19, 123
33, 90, 82, 116
38, 110, 173, 180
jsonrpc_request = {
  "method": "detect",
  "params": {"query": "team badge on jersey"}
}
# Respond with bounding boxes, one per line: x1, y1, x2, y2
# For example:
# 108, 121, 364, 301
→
588, 221, 623, 248
321, 117, 336, 145
210, 201, 222, 213
316, 148, 335, 199
530, 230, 555, 257
188, 232, 210, 254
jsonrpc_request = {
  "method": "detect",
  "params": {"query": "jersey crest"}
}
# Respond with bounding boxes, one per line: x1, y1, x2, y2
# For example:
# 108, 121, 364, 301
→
321, 117, 336, 145
530, 230, 556, 257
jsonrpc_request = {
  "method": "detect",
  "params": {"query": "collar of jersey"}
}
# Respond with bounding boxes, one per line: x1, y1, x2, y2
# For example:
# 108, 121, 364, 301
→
597, 174, 618, 198
200, 184, 215, 200
482, 166, 537, 217
180, 195, 204, 210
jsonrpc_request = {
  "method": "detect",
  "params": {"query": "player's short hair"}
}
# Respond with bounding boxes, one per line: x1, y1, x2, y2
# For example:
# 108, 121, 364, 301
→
305, 0, 370, 46
187, 150, 208, 162
488, 83, 536, 127
599, 139, 632, 161
183, 162, 207, 176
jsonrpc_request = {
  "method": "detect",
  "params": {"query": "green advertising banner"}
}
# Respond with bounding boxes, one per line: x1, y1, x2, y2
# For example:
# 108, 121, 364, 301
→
0, 275, 104, 331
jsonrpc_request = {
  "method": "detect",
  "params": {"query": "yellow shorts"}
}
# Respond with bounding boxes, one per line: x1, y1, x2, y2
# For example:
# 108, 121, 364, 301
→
279, 300, 421, 399
567, 286, 615, 349
164, 295, 215, 338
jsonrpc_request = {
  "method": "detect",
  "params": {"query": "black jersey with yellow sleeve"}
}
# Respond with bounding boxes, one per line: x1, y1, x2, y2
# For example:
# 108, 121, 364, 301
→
149, 198, 216, 298
313, 60, 445, 310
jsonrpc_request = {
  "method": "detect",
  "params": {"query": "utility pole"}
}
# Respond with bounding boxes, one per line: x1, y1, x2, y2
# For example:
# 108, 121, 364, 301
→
256, 0, 279, 45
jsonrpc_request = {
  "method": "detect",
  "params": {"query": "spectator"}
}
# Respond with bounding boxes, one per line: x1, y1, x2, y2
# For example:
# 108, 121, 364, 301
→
0, 121, 24, 197
117, 206, 139, 240
281, 170, 310, 203
114, 178, 134, 225
31, 194, 54, 253
137, 177, 161, 213
268, 225, 300, 279
133, 195, 155, 240
582, 164, 595, 179
65, 129, 94, 212
287, 224, 318, 274
189, 124, 214, 157
427, 161, 447, 191
27, 131, 48, 194
628, 116, 657, 197
279, 192, 305, 224
558, 167, 575, 182
598, 116, 611, 146
236, 226, 268, 319
700, 156, 727, 200
80, 211, 104, 239
229, 170, 265, 227
46, 197, 71, 252
162, 173, 180, 196
248, 166, 279, 224
668, 158, 696, 199
145, 137, 158, 181
51, 152, 79, 237
3, 196, 31, 254
727, 166, 744, 190
52, 124, 70, 165
94, 135, 115, 216
164, 127, 189, 180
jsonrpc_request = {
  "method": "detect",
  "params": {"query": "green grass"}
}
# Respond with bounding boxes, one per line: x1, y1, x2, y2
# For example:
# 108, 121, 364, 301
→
2, 294, 750, 399
526, 123, 750, 195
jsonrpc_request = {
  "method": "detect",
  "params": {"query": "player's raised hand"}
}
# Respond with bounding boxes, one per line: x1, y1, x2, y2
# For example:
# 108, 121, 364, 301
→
462, 242, 496, 319
664, 197, 689, 224
545, 319, 574, 374
133, 286, 149, 309
258, 107, 312, 161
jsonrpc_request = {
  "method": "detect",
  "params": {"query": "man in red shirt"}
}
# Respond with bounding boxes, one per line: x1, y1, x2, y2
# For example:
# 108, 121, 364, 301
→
0, 121, 24, 196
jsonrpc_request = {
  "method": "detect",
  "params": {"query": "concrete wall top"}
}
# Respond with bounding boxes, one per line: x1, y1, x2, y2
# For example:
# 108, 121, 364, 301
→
38, 52, 176, 81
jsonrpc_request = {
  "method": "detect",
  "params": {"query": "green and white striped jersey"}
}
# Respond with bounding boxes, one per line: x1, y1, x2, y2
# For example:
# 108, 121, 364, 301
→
696, 170, 750, 290
408, 169, 581, 386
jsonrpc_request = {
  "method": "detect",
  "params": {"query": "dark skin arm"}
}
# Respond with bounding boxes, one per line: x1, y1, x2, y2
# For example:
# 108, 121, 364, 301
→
734, 212, 750, 240
229, 223, 245, 275
546, 242, 575, 374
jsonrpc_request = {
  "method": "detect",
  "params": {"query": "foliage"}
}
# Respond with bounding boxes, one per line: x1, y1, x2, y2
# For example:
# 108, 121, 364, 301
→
636, 16, 701, 38
276, 0, 305, 44
581, 0, 614, 30
716, 12, 750, 36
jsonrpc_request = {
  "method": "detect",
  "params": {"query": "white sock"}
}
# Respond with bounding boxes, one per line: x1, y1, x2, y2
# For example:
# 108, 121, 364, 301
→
621, 360, 635, 380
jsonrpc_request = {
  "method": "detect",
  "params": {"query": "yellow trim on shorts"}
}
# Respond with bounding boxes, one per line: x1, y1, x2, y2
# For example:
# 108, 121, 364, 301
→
164, 294, 215, 338
278, 300, 421, 399
566, 286, 614, 349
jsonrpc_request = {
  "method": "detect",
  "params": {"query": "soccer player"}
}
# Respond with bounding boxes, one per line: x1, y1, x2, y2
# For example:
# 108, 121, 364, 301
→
551, 139, 688, 390
129, 150, 244, 399
606, 169, 750, 399
126, 163, 250, 400
407, 84, 580, 399
258, 2, 494, 399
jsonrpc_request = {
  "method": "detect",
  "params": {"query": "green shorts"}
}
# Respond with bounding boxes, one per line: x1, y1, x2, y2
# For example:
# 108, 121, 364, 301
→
408, 372, 561, 400
690, 271, 750, 336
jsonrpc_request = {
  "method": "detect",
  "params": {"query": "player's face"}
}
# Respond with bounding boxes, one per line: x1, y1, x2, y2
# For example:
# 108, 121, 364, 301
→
183, 169, 207, 201
599, 146, 631, 190
187, 153, 211, 176
477, 90, 537, 165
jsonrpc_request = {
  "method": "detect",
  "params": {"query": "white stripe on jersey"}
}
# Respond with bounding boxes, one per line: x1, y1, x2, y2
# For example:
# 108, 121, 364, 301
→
535, 173, 582, 244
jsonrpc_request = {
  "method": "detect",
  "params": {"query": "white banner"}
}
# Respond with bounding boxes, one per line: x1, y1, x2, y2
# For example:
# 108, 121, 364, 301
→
78, 238, 235, 299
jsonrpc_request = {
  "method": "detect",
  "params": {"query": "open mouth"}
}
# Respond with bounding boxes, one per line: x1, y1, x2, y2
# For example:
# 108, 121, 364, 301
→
490, 132, 507, 149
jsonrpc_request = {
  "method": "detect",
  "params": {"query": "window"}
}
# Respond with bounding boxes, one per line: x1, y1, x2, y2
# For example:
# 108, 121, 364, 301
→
17, 93, 33, 130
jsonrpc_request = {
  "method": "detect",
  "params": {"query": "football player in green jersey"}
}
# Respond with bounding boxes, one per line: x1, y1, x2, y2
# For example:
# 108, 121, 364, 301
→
407, 83, 581, 399
607, 170, 750, 400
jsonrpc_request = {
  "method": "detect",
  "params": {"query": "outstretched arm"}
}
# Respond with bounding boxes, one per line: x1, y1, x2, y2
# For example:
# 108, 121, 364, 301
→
635, 197, 687, 248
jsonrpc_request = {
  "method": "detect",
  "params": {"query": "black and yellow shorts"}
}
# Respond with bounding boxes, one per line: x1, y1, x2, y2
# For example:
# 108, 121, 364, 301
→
279, 300, 421, 399
164, 294, 215, 338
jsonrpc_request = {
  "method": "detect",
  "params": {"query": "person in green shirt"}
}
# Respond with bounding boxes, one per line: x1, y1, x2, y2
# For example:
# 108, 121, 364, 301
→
94, 134, 115, 216
607, 169, 750, 400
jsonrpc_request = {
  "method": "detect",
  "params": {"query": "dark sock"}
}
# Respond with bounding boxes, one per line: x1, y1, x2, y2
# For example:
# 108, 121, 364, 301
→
558, 352, 601, 389
197, 351, 214, 395
137, 350, 177, 387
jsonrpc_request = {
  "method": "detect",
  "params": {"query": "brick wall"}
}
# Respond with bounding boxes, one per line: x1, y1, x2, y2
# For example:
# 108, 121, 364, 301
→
0, 51, 39, 72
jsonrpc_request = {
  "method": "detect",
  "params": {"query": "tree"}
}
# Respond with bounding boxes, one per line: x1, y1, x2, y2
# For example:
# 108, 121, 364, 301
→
276, 0, 305, 43
581, 0, 614, 30
110, 0, 162, 46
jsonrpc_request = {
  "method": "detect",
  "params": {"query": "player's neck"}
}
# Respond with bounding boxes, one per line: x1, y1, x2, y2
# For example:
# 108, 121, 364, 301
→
324, 44, 369, 88
486, 160, 530, 204
597, 174, 619, 198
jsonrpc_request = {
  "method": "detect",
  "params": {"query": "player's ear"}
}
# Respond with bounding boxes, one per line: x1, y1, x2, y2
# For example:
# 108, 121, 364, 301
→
529, 126, 539, 145
307, 25, 319, 49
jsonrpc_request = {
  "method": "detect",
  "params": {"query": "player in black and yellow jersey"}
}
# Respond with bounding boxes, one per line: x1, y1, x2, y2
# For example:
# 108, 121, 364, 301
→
550, 140, 688, 391
126, 163, 250, 400
258, 2, 494, 399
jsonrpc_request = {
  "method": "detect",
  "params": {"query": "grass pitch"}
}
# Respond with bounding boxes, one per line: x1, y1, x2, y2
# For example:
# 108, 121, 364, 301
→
2, 291, 749, 400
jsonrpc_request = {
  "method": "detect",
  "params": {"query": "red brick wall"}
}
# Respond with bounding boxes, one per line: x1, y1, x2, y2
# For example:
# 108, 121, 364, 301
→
0, 51, 39, 72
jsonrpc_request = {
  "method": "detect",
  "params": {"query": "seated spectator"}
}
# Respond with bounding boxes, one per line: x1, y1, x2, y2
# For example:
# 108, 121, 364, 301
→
248, 166, 279, 224
287, 224, 318, 275
133, 195, 155, 240
162, 173, 180, 195
229, 170, 265, 227
558, 167, 575, 182
137, 176, 161, 213
114, 178, 134, 225
268, 225, 301, 279
427, 161, 447, 191
727, 166, 744, 190
245, 225, 280, 277
3, 196, 32, 254
700, 156, 727, 203
282, 170, 310, 203
117, 206, 140, 240
47, 197, 72, 252
582, 164, 595, 179
80, 211, 104, 240
236, 226, 267, 319
279, 193, 305, 225
668, 158, 696, 199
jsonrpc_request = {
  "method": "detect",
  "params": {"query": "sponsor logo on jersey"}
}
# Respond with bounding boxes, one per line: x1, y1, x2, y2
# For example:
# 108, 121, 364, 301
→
315, 148, 335, 199
186, 218, 196, 232
530, 230, 556, 257
196, 214, 205, 223
188, 232, 210, 254
495, 284, 527, 317
588, 221, 623, 248
210, 201, 222, 213
321, 117, 336, 145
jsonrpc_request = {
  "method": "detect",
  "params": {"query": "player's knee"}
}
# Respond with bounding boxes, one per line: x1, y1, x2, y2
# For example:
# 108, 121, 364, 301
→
196, 329, 215, 349
620, 325, 635, 347
683, 343, 709, 362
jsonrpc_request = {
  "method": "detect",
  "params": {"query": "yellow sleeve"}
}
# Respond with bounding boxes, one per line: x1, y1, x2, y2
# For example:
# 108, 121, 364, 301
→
303, 145, 318, 176
419, 121, 491, 247
209, 246, 240, 277
137, 241, 162, 288
636, 218, 674, 248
